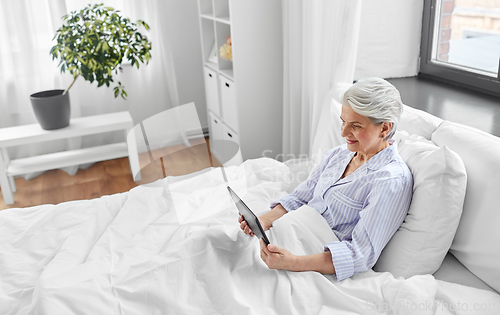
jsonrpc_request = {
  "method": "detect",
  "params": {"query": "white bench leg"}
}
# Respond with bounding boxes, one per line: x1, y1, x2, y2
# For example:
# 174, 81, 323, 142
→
126, 126, 142, 181
1, 148, 16, 193
0, 153, 14, 205
63, 137, 82, 175
8, 176, 16, 193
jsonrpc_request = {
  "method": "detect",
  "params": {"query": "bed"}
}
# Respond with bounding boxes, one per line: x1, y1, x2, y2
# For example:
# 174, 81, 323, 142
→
2, 91, 500, 314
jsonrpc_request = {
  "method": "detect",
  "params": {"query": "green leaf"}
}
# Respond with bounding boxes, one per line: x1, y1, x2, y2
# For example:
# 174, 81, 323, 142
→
50, 3, 152, 100
76, 55, 84, 65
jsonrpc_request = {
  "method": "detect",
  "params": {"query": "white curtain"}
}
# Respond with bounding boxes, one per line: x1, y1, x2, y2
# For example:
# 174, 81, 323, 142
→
282, 0, 362, 158
0, 0, 67, 128
0, 0, 180, 173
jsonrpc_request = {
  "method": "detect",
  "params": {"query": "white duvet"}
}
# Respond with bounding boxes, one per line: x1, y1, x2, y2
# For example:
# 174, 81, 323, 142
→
1, 158, 499, 314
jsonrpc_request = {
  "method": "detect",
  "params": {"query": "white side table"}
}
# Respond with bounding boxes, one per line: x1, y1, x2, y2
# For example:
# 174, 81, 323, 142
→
0, 111, 140, 205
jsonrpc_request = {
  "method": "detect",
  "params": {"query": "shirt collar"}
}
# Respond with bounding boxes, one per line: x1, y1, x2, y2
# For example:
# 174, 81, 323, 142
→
364, 140, 399, 172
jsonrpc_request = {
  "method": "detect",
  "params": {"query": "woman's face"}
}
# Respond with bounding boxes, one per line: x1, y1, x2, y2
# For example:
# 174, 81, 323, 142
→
340, 104, 390, 156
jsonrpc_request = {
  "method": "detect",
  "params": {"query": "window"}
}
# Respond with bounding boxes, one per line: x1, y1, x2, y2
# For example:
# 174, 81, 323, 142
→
420, 0, 500, 97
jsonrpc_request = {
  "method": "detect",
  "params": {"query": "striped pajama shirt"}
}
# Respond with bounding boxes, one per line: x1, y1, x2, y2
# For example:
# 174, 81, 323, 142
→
271, 142, 413, 281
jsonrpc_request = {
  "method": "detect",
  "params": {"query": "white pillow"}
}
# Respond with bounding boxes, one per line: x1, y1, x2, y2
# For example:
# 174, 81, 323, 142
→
397, 105, 443, 140
432, 121, 500, 293
374, 131, 467, 278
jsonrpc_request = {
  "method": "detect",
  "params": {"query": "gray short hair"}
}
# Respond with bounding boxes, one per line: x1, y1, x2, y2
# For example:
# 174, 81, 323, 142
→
342, 77, 403, 140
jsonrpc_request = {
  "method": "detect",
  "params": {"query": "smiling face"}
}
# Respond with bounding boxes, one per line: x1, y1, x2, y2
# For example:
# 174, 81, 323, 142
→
340, 104, 392, 157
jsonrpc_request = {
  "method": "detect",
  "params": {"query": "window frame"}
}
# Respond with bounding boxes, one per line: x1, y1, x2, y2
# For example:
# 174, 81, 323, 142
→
419, 0, 500, 98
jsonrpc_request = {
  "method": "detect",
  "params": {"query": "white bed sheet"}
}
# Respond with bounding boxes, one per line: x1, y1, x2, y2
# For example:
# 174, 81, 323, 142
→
1, 158, 499, 315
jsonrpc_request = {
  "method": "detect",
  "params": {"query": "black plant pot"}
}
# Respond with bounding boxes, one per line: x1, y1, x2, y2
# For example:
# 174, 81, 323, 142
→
30, 89, 71, 130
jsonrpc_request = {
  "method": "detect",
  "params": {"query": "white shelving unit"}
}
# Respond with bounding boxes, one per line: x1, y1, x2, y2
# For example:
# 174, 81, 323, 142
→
197, 0, 283, 163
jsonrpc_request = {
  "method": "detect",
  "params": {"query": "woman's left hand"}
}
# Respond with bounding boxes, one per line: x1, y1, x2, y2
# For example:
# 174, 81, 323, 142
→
259, 239, 298, 271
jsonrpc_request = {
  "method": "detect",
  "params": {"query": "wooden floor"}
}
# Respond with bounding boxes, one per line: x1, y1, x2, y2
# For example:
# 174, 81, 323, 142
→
0, 137, 221, 210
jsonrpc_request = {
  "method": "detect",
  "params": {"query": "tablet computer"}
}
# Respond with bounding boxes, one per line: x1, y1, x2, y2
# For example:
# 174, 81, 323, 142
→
227, 186, 270, 245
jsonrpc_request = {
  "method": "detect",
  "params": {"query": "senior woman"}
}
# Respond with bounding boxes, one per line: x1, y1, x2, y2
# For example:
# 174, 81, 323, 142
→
238, 77, 413, 281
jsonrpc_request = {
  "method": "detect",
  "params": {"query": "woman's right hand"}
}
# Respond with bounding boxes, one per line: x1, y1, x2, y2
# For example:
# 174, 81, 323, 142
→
238, 204, 287, 236
238, 213, 253, 235
238, 213, 273, 236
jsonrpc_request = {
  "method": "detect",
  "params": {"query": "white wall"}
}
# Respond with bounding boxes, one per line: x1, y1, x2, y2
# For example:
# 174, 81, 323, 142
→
354, 0, 424, 80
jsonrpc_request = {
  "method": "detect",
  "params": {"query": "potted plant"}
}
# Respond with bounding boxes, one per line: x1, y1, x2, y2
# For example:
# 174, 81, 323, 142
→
30, 3, 152, 130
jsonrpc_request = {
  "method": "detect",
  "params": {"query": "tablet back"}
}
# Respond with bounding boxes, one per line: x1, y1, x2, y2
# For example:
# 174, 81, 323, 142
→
227, 186, 270, 245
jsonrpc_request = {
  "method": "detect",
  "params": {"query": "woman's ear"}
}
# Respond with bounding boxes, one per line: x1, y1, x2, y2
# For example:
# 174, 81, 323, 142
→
381, 122, 392, 138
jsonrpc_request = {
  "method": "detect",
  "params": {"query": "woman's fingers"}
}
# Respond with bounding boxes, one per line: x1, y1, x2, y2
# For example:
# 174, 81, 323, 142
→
260, 239, 268, 251
243, 224, 250, 234
240, 220, 248, 232
260, 239, 277, 254
239, 215, 255, 235
245, 223, 255, 236
260, 239, 269, 260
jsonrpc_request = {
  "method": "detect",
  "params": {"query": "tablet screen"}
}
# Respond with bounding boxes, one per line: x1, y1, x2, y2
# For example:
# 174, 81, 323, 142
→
228, 186, 270, 245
